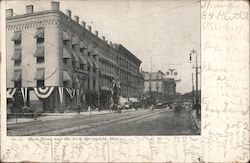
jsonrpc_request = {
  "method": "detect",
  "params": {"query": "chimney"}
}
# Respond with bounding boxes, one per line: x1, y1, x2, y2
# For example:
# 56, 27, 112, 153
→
87, 25, 92, 32
51, 1, 60, 10
66, 9, 71, 18
26, 5, 33, 14
94, 30, 98, 36
6, 9, 13, 18
102, 36, 105, 41
74, 16, 79, 23
81, 21, 86, 28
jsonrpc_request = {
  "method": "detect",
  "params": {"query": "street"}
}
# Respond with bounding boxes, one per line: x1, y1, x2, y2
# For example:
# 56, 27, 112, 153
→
7, 108, 197, 136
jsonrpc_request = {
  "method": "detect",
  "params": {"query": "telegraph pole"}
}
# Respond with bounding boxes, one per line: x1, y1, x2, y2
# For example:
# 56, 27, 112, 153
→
195, 51, 199, 104
192, 73, 194, 106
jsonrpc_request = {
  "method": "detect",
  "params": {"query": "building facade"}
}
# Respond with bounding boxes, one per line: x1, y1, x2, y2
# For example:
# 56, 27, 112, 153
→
143, 71, 176, 103
6, 2, 144, 112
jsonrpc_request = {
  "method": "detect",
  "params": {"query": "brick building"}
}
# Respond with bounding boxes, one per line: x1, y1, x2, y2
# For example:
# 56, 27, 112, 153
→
6, 2, 144, 112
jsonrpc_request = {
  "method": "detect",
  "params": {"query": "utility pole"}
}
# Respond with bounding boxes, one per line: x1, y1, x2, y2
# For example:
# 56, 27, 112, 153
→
195, 51, 199, 104
192, 73, 194, 107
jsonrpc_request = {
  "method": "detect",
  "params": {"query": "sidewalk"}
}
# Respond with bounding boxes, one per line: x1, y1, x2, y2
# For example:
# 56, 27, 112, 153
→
190, 111, 201, 134
7, 109, 134, 125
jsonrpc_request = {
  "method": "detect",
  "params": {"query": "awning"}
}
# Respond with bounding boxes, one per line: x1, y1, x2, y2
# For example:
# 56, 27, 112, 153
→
80, 41, 87, 49
74, 74, 79, 83
11, 31, 21, 42
11, 49, 21, 60
63, 31, 70, 41
11, 70, 22, 81
63, 48, 72, 59
93, 61, 99, 69
63, 71, 71, 81
34, 28, 44, 38
79, 55, 87, 65
34, 69, 45, 80
72, 36, 79, 45
72, 51, 79, 62
93, 48, 99, 56
34, 46, 44, 57
87, 59, 93, 67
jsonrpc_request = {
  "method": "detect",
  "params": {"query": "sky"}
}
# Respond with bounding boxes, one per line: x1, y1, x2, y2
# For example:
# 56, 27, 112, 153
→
6, 0, 201, 94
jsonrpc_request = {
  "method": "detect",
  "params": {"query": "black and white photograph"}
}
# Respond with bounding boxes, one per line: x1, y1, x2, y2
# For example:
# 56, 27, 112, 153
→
5, 0, 201, 136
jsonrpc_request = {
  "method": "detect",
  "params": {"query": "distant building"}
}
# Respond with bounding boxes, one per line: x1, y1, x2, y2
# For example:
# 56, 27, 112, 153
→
6, 2, 144, 112
143, 71, 176, 102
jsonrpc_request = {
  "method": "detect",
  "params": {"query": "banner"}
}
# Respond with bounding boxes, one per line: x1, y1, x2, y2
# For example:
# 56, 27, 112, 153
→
7, 88, 17, 97
34, 87, 54, 99
65, 88, 75, 99
21, 87, 28, 105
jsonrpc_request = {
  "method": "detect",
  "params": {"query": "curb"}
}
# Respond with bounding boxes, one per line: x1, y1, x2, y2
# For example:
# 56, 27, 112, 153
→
7, 109, 137, 125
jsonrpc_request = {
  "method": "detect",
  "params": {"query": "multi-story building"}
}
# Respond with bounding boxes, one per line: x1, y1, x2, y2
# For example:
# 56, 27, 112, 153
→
6, 2, 144, 112
143, 71, 176, 103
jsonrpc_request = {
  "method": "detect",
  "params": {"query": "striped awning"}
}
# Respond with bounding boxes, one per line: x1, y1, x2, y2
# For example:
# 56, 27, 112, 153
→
63, 71, 71, 81
11, 31, 21, 42
63, 31, 70, 41
11, 70, 22, 81
11, 49, 21, 60
63, 48, 72, 59
34, 46, 44, 57
34, 28, 44, 38
79, 55, 87, 65
34, 69, 45, 80
72, 51, 79, 62
72, 36, 79, 45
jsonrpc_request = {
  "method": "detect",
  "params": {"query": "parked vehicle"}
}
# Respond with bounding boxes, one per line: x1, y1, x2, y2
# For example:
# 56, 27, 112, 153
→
156, 103, 164, 109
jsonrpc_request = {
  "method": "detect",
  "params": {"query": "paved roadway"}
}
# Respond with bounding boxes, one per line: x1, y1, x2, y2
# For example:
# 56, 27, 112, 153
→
7, 108, 197, 136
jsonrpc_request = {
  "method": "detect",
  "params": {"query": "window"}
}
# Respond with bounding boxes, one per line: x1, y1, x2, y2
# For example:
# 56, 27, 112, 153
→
63, 58, 67, 64
174, 72, 178, 75
35, 28, 44, 44
37, 80, 44, 87
12, 31, 22, 46
80, 64, 84, 70
14, 81, 22, 87
37, 38, 44, 44
63, 81, 68, 87
14, 60, 21, 66
37, 57, 44, 63
63, 40, 68, 46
